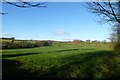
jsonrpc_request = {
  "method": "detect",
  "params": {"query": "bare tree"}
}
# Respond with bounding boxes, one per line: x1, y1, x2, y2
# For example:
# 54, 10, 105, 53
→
2, 0, 47, 8
86, 1, 120, 24
86, 0, 120, 53
1, 0, 47, 15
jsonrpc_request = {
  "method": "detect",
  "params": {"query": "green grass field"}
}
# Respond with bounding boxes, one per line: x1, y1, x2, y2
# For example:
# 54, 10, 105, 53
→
2, 43, 120, 79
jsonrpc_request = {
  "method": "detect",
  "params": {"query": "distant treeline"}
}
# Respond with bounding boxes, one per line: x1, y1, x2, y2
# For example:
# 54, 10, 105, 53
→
0, 37, 109, 49
0, 37, 15, 40
1, 41, 52, 49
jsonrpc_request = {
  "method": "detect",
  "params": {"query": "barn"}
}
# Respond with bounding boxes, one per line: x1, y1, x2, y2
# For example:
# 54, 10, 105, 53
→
71, 40, 81, 44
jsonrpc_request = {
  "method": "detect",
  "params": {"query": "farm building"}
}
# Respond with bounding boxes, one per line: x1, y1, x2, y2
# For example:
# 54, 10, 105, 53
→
71, 40, 81, 44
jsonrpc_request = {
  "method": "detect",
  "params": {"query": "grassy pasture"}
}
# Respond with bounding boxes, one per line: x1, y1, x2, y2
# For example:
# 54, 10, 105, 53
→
2, 43, 120, 79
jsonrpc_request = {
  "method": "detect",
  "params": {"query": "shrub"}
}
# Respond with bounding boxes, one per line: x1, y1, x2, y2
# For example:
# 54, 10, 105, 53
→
2, 41, 52, 49
2, 41, 33, 49
110, 42, 120, 54
113, 43, 120, 54
19, 41, 34, 48
34, 41, 51, 47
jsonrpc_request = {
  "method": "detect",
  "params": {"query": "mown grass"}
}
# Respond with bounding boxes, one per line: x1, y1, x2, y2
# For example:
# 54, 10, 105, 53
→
2, 43, 120, 79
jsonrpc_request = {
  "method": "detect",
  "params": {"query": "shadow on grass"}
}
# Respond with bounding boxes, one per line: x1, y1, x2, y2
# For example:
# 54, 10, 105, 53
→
2, 52, 40, 58
41, 50, 120, 78
2, 50, 120, 79
47, 48, 80, 53
2, 59, 38, 80
2, 48, 94, 58
55, 49, 79, 52
47, 48, 94, 53
2, 49, 80, 58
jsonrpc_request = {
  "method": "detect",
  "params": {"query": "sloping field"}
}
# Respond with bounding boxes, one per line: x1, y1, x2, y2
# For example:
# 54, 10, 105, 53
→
2, 43, 120, 79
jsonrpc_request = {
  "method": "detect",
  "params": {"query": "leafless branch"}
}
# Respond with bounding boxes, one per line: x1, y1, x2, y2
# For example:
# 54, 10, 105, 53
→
2, 0, 47, 8
86, 1, 120, 24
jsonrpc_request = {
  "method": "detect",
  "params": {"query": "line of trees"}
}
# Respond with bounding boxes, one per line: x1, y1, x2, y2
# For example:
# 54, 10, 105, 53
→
2, 40, 52, 49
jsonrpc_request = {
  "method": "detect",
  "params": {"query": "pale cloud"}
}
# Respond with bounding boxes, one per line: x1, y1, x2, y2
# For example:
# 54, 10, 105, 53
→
2, 34, 20, 39
64, 38, 74, 41
42, 29, 80, 41
3, 34, 15, 37
64, 34, 80, 41
52, 29, 70, 36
